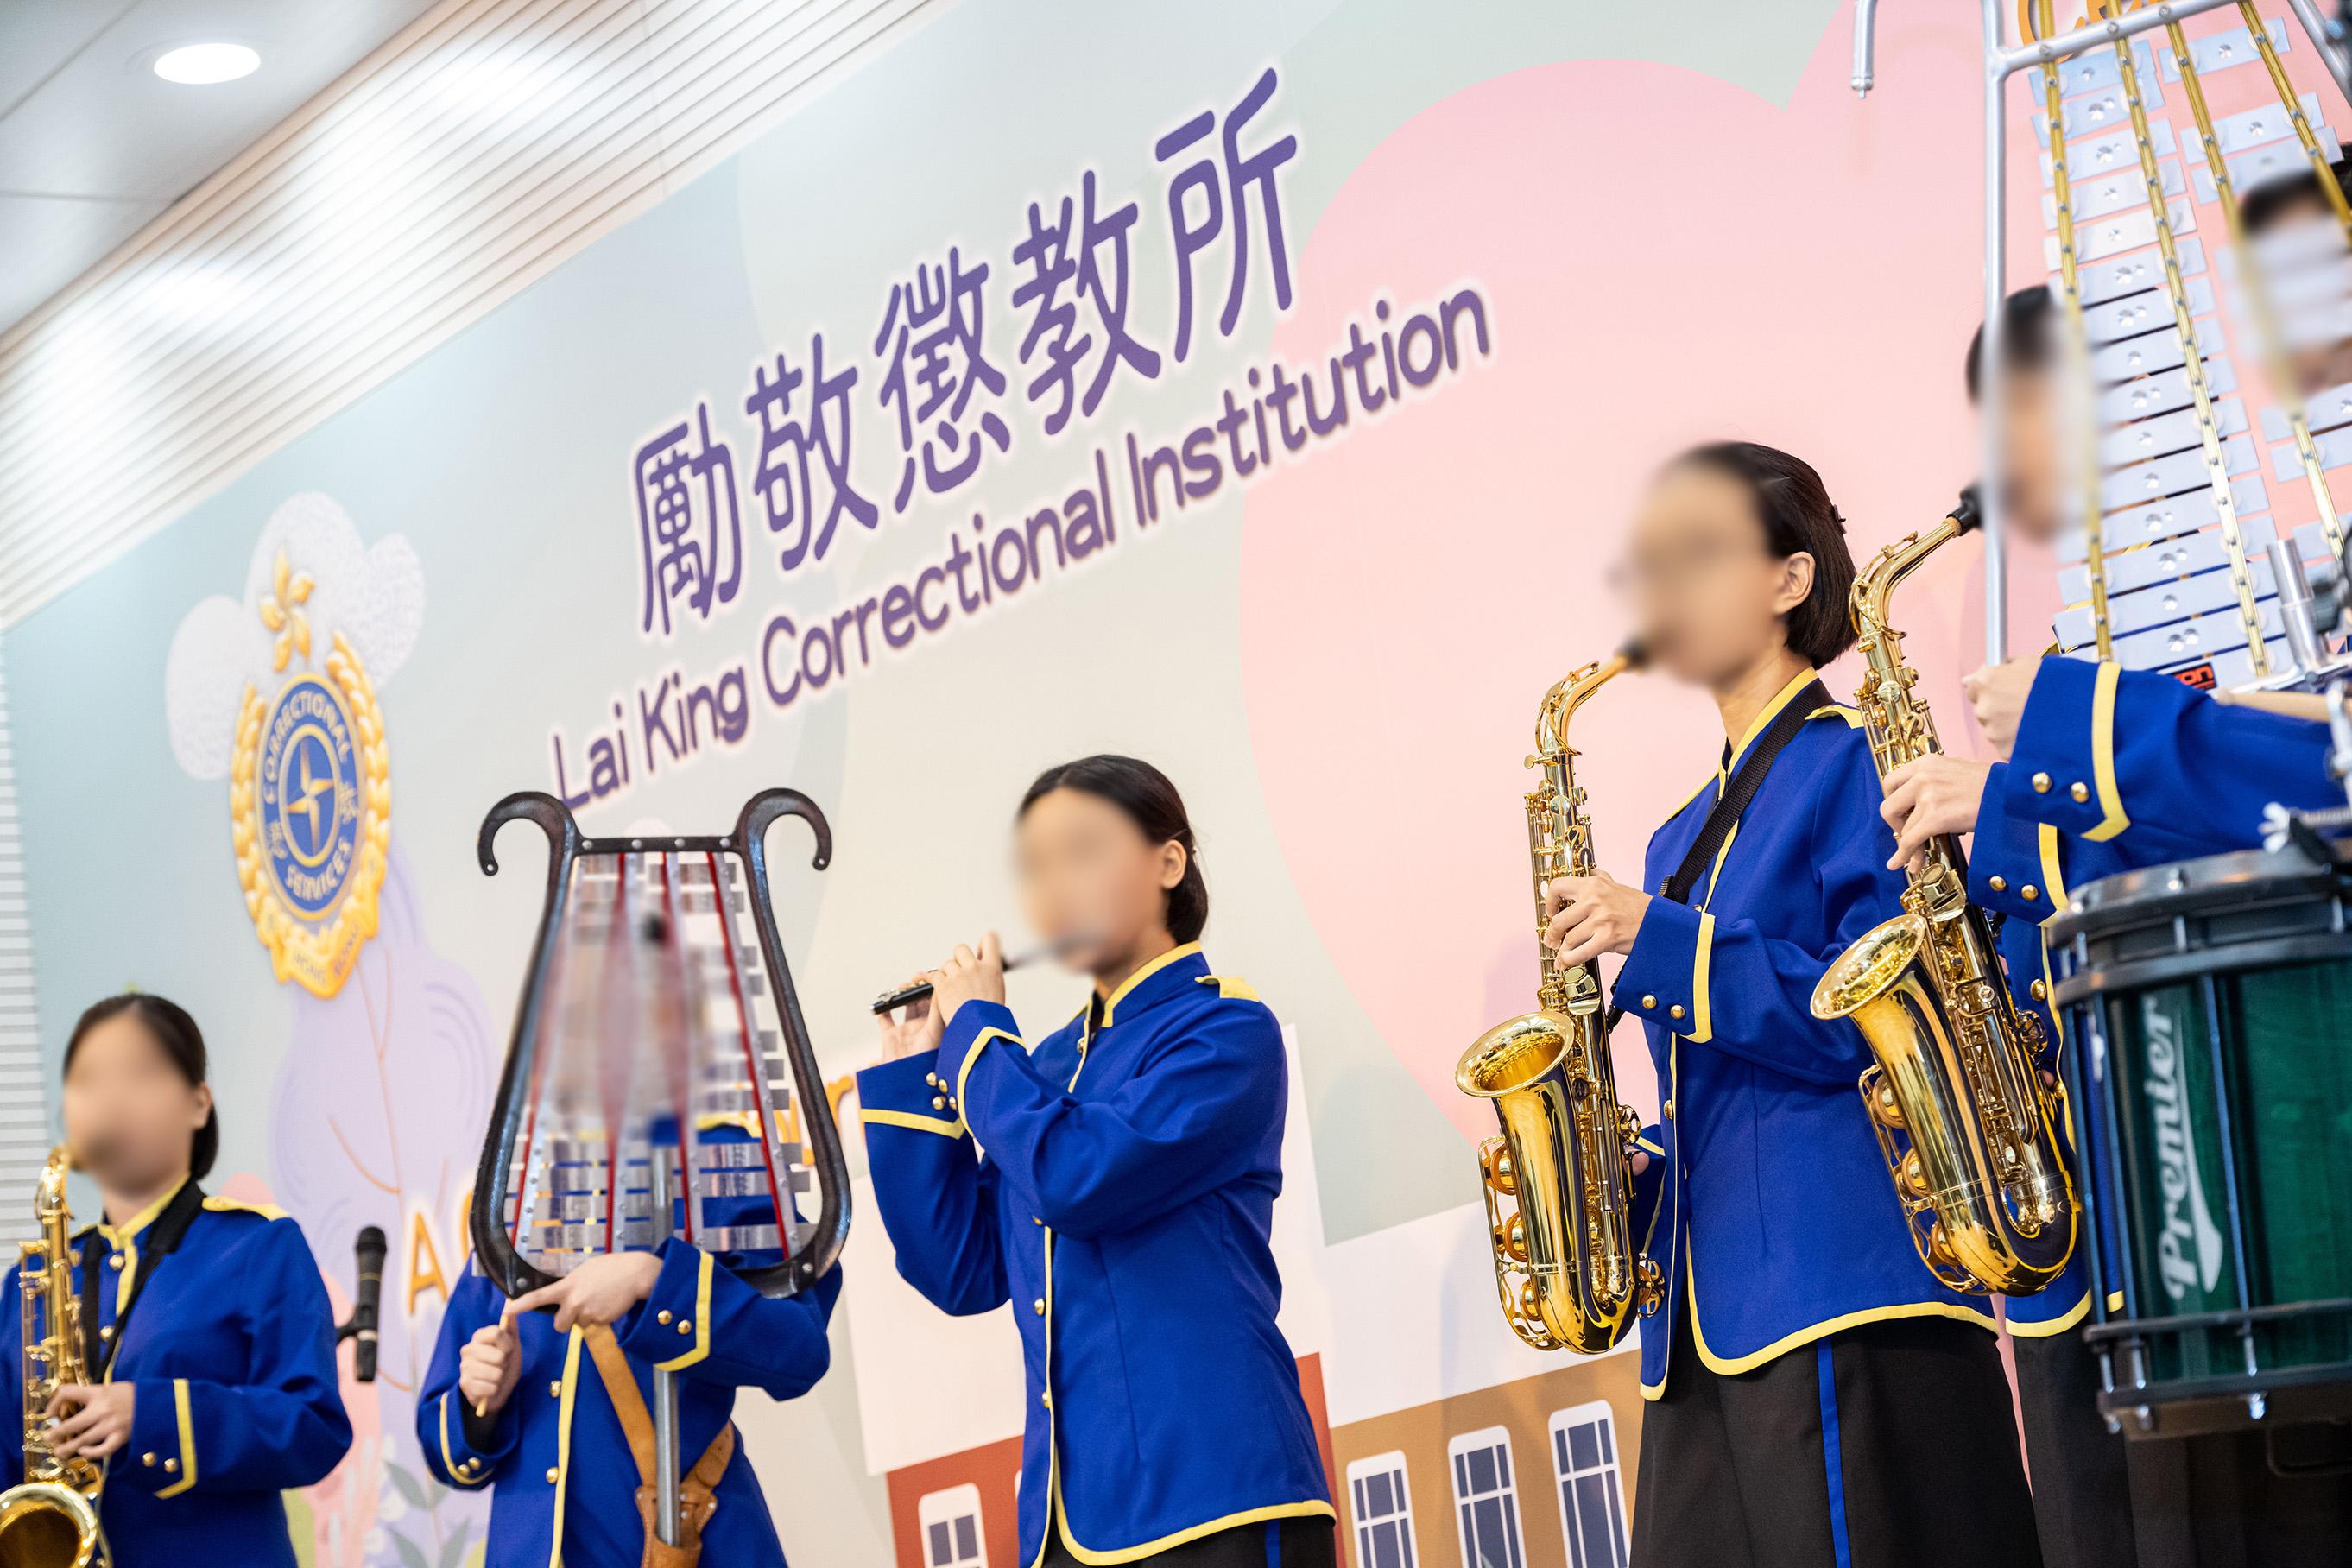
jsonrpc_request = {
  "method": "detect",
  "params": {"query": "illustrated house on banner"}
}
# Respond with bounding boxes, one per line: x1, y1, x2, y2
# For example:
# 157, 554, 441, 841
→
840, 1022, 1647, 1568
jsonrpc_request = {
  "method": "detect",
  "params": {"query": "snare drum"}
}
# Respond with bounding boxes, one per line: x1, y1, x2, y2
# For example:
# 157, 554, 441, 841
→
2048, 842, 2352, 1439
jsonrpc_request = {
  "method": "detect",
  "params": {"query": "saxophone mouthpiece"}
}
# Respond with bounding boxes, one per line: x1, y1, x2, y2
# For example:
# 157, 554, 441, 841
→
1618, 638, 1651, 672
1951, 486, 1984, 536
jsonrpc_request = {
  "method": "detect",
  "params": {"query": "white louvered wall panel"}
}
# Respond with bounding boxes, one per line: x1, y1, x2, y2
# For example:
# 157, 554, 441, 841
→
0, 0, 958, 629
0, 639, 49, 1248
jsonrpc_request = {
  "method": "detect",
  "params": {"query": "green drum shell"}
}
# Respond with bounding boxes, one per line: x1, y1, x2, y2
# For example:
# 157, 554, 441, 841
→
2049, 845, 2352, 1435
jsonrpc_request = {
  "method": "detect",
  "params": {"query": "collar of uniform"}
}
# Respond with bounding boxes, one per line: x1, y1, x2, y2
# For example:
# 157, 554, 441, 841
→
98, 1178, 189, 1247
1097, 942, 1207, 1027
1718, 665, 1824, 780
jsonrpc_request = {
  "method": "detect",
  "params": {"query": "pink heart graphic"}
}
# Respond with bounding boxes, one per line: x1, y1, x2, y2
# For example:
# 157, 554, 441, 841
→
1239, 8, 2041, 1141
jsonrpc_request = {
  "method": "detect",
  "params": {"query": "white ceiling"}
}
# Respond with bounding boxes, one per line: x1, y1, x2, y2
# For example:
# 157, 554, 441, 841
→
0, 0, 443, 333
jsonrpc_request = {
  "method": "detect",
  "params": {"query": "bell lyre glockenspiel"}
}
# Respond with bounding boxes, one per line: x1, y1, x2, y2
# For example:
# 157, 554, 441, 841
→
468, 788, 849, 1548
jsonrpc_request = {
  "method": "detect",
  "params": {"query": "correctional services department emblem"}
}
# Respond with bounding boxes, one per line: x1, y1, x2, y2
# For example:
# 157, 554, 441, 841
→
229, 548, 389, 998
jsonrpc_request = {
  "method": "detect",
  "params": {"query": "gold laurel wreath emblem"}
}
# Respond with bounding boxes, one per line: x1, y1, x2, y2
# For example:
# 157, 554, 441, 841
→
229, 629, 390, 999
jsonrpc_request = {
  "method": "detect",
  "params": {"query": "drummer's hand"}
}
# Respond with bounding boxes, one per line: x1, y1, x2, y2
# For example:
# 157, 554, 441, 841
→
1963, 659, 2040, 759
504, 1251, 662, 1333
877, 977, 943, 1060
1880, 756, 1992, 873
1543, 872, 1651, 964
930, 933, 1007, 1026
44, 1382, 133, 1459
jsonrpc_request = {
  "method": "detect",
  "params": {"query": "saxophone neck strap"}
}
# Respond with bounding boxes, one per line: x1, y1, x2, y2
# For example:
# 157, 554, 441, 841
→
1602, 677, 1830, 1032
81, 1179, 206, 1378
1662, 677, 1834, 908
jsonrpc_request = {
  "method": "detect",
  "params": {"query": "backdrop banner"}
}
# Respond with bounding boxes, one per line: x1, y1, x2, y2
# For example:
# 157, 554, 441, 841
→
6, 3, 2197, 1564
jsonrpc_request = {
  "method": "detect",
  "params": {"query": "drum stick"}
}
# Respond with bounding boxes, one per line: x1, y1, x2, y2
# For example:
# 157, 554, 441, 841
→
870, 933, 1092, 1015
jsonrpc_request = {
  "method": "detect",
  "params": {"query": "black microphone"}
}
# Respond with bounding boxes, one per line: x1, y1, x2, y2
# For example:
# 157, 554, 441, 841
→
338, 1225, 388, 1383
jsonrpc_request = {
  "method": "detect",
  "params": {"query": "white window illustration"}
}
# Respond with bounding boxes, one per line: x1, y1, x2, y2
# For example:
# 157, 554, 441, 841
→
918, 1483, 986, 1568
1447, 1426, 1527, 1568
1548, 1400, 1629, 1568
1346, 1450, 1417, 1568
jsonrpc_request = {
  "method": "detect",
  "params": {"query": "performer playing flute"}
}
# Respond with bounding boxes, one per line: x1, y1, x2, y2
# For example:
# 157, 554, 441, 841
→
1550, 443, 2040, 1568
0, 994, 352, 1567
862, 754, 1334, 1568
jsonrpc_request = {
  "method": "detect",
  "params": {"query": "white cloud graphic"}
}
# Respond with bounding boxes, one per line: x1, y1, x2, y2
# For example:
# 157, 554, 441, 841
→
163, 492, 424, 780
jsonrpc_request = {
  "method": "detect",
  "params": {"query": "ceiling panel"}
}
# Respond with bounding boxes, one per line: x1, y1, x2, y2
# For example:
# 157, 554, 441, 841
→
0, 191, 169, 328
0, 0, 443, 326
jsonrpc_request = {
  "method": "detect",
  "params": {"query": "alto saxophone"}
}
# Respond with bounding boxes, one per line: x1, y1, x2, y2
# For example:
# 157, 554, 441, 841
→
0, 1146, 110, 1567
1811, 493, 2077, 1295
1457, 646, 1663, 1352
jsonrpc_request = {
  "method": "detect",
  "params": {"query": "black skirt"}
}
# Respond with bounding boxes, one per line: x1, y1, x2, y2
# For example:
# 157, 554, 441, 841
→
1631, 1307, 2043, 1568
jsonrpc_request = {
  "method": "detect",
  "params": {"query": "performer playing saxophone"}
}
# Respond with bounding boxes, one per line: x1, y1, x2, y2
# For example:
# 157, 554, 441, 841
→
0, 995, 351, 1568
1545, 443, 2039, 1567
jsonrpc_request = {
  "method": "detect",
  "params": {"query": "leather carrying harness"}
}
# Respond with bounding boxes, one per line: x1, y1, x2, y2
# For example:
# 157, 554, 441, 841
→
584, 1325, 735, 1568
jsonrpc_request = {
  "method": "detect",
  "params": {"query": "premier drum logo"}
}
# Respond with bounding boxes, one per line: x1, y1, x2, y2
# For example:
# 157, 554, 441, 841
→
2141, 1004, 2225, 1303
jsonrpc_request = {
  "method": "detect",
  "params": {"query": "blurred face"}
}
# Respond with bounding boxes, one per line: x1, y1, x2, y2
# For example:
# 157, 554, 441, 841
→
61, 1013, 209, 1194
1015, 787, 1186, 972
2251, 199, 2352, 395
1998, 366, 2063, 547
1619, 463, 1814, 689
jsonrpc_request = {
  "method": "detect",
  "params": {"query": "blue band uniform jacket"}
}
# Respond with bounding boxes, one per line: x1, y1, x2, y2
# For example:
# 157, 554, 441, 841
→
2005, 656, 2340, 863
856, 942, 1334, 1567
417, 1139, 841, 1568
0, 1185, 353, 1568
1613, 671, 1999, 1397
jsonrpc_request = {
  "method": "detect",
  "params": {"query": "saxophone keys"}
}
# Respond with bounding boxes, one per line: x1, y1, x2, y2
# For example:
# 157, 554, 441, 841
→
1501, 1214, 1529, 1263
1485, 1149, 1518, 1197
1867, 1074, 1906, 1131
1898, 1148, 1932, 1201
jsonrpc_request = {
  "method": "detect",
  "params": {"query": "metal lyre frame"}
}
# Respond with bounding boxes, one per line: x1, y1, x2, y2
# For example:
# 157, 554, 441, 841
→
470, 787, 850, 1546
1855, 0, 2352, 665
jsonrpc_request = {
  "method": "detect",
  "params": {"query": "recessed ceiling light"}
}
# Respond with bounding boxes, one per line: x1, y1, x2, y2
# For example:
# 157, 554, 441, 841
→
154, 43, 260, 85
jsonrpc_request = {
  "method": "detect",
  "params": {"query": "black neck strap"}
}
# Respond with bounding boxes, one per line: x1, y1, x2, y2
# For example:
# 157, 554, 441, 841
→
79, 1180, 206, 1377
1605, 679, 1831, 1029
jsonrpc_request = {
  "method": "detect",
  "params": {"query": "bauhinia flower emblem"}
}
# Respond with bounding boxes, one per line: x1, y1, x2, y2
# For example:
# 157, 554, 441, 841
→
258, 548, 315, 672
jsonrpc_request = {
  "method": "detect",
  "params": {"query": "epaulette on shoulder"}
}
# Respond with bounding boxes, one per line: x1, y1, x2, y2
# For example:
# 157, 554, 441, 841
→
201, 1195, 289, 1221
1807, 703, 1866, 730
1193, 974, 1261, 1003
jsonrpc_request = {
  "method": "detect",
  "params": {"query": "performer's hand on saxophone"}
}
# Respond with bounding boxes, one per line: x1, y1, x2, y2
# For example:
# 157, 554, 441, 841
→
1878, 753, 1994, 872
1535, 873, 1653, 1178
43, 1382, 135, 1460
1540, 870, 1652, 966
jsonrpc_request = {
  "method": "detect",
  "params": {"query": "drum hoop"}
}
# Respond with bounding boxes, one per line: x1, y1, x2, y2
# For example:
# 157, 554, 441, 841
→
2051, 931, 2352, 1002
2048, 847, 2349, 944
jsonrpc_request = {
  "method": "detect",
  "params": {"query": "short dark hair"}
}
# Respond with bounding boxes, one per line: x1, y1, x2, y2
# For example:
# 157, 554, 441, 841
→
65, 993, 218, 1181
1671, 441, 1858, 667
2239, 155, 2352, 236
1966, 286, 2056, 401
1018, 756, 1208, 943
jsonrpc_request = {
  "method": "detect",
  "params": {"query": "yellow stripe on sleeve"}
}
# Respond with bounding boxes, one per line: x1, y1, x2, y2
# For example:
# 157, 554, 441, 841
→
2084, 661, 2130, 842
654, 1249, 714, 1372
155, 1379, 197, 1498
